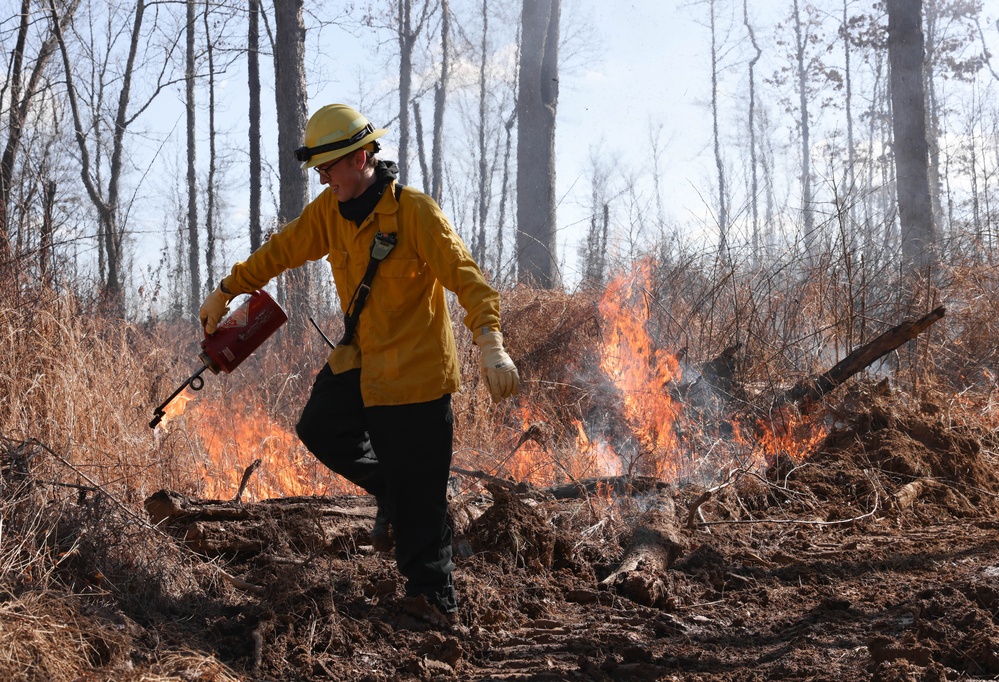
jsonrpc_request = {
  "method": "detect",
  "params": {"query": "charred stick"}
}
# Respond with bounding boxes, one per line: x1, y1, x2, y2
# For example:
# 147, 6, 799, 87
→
775, 306, 946, 410
233, 458, 262, 504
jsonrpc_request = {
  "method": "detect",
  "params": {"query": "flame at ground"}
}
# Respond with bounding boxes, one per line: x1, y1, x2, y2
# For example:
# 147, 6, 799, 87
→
504, 408, 623, 485
496, 262, 688, 486
188, 399, 355, 501
597, 262, 684, 480
748, 407, 829, 465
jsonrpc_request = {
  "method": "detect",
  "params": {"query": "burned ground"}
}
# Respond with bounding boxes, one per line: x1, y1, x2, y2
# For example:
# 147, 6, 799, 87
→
4, 382, 999, 681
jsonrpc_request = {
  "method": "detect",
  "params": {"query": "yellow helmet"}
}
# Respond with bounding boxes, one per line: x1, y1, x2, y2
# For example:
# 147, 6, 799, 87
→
294, 104, 388, 169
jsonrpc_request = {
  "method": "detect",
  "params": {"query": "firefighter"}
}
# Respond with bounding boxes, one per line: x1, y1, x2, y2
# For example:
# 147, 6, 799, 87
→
199, 103, 519, 616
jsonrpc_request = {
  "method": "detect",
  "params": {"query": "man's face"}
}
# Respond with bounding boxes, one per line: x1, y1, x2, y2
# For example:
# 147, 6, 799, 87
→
316, 151, 363, 201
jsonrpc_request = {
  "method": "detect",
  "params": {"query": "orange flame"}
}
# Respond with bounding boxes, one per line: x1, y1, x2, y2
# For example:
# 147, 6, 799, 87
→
597, 261, 684, 479
574, 420, 622, 477
502, 407, 622, 485
155, 388, 196, 429
187, 398, 355, 502
755, 410, 828, 464
734, 407, 828, 467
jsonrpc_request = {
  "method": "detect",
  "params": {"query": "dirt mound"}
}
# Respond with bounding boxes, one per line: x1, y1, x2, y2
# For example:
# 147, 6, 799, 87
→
463, 483, 557, 569
751, 382, 999, 523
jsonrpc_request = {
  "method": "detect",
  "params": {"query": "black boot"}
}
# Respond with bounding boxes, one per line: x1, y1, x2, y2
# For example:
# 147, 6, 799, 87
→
371, 497, 393, 553
406, 575, 457, 614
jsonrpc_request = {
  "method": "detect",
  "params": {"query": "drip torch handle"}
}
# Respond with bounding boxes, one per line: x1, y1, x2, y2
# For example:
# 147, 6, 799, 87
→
149, 364, 209, 429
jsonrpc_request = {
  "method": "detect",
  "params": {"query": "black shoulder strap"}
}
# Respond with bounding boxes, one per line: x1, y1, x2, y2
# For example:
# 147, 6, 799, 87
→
338, 232, 396, 346
336, 182, 404, 347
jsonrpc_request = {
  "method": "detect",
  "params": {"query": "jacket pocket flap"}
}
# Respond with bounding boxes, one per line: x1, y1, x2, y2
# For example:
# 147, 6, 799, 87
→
327, 250, 348, 268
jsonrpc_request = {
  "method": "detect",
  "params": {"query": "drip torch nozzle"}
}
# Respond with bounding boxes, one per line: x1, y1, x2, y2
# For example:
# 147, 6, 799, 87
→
149, 365, 209, 429
149, 289, 287, 429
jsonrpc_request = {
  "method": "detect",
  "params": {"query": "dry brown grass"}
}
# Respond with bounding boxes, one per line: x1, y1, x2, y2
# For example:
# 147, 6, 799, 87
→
2, 247, 999, 679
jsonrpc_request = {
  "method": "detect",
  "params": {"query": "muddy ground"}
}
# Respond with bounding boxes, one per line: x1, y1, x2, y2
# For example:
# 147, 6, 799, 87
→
9, 381, 999, 681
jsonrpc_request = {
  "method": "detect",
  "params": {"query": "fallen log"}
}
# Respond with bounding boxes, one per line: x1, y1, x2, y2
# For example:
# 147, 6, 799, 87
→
601, 497, 684, 608
545, 476, 669, 500
450, 471, 671, 501
892, 478, 938, 510
144, 490, 375, 557
145, 490, 375, 525
890, 477, 976, 515
775, 306, 945, 410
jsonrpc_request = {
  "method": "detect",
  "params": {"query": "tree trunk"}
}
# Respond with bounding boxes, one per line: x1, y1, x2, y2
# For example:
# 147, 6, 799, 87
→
52, 0, 148, 312
710, 0, 728, 262
203, 0, 218, 292
144, 489, 375, 558
248, 0, 262, 253
496, 109, 515, 283
842, 0, 857, 230
1, 0, 73, 277
413, 102, 430, 192
776, 306, 945, 410
186, 0, 201, 312
398, 0, 413, 184
888, 0, 935, 269
792, 0, 815, 264
600, 503, 683, 608
744, 0, 761, 266
40, 180, 56, 285
273, 0, 310, 330
430, 0, 450, 205
922, 1, 945, 242
0, 0, 30, 274
516, 0, 560, 288
475, 0, 490, 266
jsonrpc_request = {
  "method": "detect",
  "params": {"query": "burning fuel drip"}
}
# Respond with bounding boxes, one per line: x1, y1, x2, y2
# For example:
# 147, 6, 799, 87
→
147, 290, 340, 501
153, 387, 196, 429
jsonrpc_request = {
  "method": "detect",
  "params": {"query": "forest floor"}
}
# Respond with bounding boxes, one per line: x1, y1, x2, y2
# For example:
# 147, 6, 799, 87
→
5, 380, 999, 681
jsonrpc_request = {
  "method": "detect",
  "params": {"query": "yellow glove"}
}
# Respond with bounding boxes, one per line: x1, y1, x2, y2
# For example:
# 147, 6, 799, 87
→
474, 330, 519, 402
199, 283, 235, 334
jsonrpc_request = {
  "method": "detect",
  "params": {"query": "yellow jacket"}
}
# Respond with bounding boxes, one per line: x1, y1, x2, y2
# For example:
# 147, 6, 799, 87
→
222, 182, 501, 406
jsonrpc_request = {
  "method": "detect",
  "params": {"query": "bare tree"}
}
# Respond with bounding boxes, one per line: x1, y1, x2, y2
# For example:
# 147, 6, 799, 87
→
580, 148, 612, 289
40, 179, 56, 285
202, 0, 220, 290
516, 0, 560, 288
413, 102, 431, 190
792, 0, 816, 263
708, 0, 728, 262
887, 0, 935, 269
186, 0, 201, 310
840, 0, 857, 227
744, 0, 762, 264
0, 0, 77, 276
272, 0, 309, 326
474, 0, 491, 266
396, 0, 432, 185
430, 0, 450, 205
50, 0, 179, 309
248, 0, 262, 253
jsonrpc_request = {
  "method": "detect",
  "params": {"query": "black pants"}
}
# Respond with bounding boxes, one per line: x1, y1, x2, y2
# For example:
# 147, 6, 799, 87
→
296, 366, 455, 606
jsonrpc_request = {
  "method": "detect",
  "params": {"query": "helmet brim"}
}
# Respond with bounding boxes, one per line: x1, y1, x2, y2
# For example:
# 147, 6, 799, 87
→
302, 128, 388, 169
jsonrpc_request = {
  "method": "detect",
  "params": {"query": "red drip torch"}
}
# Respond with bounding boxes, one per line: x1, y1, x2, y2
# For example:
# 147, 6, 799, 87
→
150, 290, 288, 428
